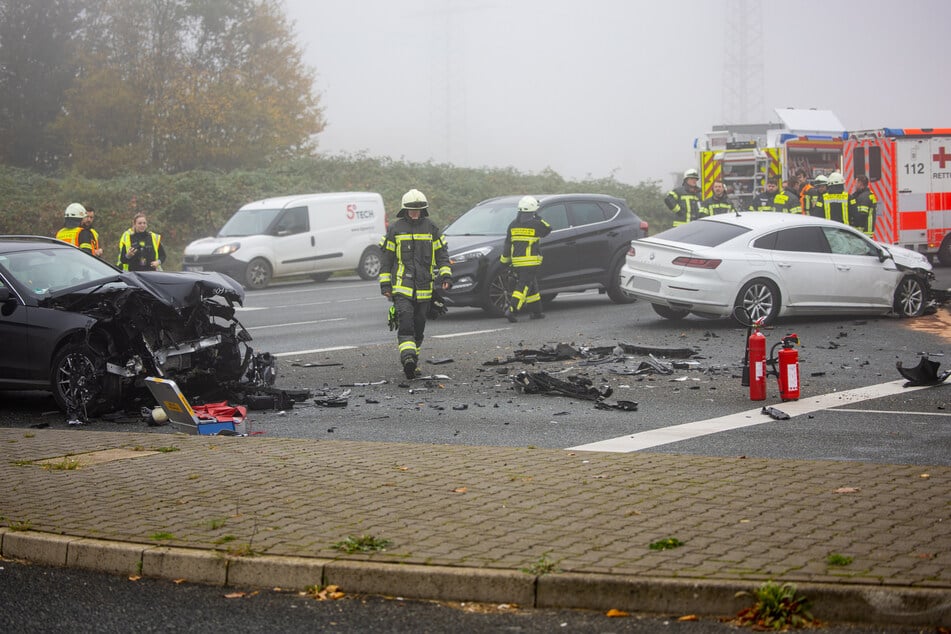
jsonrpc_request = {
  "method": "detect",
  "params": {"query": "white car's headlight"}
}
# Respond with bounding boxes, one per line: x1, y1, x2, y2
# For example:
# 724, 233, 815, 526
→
450, 246, 492, 264
213, 242, 240, 256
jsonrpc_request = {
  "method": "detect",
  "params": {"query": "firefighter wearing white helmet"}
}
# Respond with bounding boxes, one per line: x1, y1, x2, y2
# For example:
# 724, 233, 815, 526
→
821, 171, 850, 225
500, 195, 551, 322
664, 168, 705, 226
804, 174, 828, 218
55, 203, 87, 247
379, 189, 453, 379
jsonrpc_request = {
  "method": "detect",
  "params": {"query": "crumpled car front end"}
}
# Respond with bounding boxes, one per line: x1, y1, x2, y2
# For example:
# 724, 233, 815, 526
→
45, 271, 268, 415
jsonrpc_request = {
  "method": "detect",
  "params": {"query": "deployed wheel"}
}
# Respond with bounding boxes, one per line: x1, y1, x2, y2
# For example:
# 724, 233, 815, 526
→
245, 258, 272, 290
894, 275, 927, 317
310, 272, 333, 283
480, 268, 516, 316
652, 304, 689, 320
357, 246, 382, 280
50, 343, 106, 414
607, 253, 637, 304
734, 278, 780, 325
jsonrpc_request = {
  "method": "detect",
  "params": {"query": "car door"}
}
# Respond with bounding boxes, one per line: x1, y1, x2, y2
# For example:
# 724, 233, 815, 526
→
0, 276, 32, 384
536, 202, 576, 287
565, 200, 615, 284
821, 226, 895, 307
763, 226, 837, 307
270, 206, 314, 276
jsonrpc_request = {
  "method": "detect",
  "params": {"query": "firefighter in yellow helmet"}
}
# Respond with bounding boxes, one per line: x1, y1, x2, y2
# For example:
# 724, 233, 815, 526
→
55, 203, 87, 247
664, 169, 704, 225
500, 195, 551, 322
378, 189, 453, 379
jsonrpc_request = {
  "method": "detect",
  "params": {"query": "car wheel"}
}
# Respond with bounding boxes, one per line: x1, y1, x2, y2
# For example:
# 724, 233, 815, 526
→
894, 275, 927, 317
357, 246, 382, 280
480, 267, 515, 317
50, 343, 106, 415
245, 258, 272, 290
607, 253, 637, 304
938, 236, 951, 267
652, 304, 690, 320
734, 278, 780, 325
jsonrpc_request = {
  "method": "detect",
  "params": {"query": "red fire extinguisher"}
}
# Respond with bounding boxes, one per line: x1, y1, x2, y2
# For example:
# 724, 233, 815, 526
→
748, 320, 767, 401
777, 334, 801, 401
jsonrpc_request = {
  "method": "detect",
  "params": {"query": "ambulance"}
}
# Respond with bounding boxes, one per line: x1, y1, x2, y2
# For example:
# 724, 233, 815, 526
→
844, 128, 951, 265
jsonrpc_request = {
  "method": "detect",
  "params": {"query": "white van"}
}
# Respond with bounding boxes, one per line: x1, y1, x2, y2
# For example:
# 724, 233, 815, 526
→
182, 192, 387, 289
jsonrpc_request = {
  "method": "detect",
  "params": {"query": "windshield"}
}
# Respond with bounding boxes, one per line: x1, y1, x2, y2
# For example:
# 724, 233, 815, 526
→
218, 208, 282, 237
0, 247, 121, 296
444, 201, 518, 236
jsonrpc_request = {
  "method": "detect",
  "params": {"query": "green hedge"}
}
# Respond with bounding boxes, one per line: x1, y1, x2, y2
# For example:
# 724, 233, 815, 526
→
0, 155, 669, 270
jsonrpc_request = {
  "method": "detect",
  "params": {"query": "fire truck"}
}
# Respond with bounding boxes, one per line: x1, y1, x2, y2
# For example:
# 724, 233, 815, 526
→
844, 128, 951, 265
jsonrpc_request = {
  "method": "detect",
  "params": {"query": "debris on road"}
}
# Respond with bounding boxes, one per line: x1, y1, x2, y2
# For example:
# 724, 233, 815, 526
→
761, 406, 790, 420
314, 388, 351, 407
512, 371, 611, 401
896, 357, 951, 387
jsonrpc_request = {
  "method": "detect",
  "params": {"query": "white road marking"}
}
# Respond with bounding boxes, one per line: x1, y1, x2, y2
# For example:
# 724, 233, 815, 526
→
568, 380, 934, 453
246, 318, 346, 331
273, 346, 357, 358
432, 328, 511, 338
832, 408, 951, 417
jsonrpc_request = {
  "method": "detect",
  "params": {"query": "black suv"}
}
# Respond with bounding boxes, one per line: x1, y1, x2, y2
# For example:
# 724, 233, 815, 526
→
442, 194, 648, 315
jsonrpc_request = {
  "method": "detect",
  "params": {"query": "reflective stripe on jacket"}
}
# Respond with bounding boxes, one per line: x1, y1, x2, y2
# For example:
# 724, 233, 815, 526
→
500, 213, 551, 267
378, 217, 451, 301
117, 229, 162, 271
56, 227, 81, 246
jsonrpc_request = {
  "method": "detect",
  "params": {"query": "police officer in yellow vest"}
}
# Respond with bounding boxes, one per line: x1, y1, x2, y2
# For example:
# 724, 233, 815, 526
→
117, 212, 165, 271
55, 203, 87, 247
379, 189, 453, 379
500, 196, 552, 322
821, 172, 850, 225
664, 169, 704, 225
849, 175, 878, 236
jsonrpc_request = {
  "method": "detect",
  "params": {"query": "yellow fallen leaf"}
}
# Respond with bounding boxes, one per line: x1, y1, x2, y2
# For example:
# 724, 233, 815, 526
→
920, 473, 930, 479
173, 578, 187, 584
452, 487, 468, 493
678, 614, 698, 621
605, 608, 629, 618
834, 487, 859, 494
224, 592, 245, 599
127, 575, 141, 582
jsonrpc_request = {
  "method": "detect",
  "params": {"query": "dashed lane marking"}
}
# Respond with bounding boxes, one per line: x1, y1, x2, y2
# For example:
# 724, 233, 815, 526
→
273, 346, 358, 358
432, 328, 511, 338
246, 318, 346, 331
568, 380, 935, 453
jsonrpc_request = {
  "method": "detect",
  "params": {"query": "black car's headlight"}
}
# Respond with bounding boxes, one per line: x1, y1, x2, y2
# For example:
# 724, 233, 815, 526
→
449, 246, 492, 264
213, 242, 240, 256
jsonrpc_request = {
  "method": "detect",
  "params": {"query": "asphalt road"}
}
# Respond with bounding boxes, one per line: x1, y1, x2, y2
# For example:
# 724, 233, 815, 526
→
3, 266, 949, 465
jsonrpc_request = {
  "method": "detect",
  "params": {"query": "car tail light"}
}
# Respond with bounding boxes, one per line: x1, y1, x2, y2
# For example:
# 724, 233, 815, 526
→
672, 256, 721, 269
639, 220, 649, 236
627, 245, 636, 256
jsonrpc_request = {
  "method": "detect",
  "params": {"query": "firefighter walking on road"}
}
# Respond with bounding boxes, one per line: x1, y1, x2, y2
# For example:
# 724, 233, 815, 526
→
849, 175, 878, 236
379, 189, 453, 379
664, 169, 704, 225
500, 196, 551, 322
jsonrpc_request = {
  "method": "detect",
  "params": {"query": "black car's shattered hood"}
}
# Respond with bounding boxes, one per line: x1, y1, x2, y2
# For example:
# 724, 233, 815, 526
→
121, 270, 244, 310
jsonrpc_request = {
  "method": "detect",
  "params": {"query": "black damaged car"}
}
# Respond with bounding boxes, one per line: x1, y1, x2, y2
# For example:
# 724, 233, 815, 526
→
442, 194, 648, 315
0, 236, 266, 415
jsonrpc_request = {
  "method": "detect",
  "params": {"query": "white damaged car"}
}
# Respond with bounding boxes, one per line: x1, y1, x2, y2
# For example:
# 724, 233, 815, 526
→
619, 212, 935, 325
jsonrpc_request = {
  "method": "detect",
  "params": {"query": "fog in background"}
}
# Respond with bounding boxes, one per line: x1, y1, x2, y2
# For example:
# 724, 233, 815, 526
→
283, 0, 949, 186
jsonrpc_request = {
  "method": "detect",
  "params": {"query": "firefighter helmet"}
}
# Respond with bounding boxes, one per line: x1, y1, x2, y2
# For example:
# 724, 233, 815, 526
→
517, 196, 539, 213
64, 202, 87, 219
813, 174, 829, 185
683, 168, 700, 181
398, 189, 428, 218
827, 171, 845, 186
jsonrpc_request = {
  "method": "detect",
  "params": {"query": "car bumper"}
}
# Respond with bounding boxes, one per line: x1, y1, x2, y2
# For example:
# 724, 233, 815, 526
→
181, 254, 248, 281
619, 264, 733, 316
